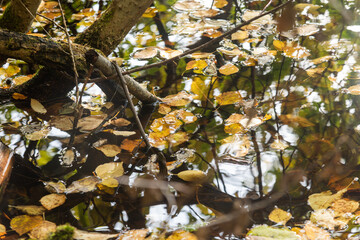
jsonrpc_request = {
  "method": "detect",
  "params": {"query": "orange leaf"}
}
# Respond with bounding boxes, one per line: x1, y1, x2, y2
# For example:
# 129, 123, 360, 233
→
12, 93, 27, 100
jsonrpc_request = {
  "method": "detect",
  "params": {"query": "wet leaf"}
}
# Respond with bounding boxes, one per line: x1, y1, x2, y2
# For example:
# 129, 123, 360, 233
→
173, 0, 203, 11
50, 115, 75, 131
142, 7, 157, 18
218, 47, 247, 57
40, 194, 66, 210
191, 9, 219, 18
73, 229, 119, 240
270, 139, 289, 150
177, 170, 207, 183
216, 91, 242, 105
29, 221, 56, 240
43, 181, 66, 194
120, 139, 145, 152
162, 91, 195, 106
118, 229, 149, 240
219, 63, 239, 75
283, 43, 310, 59
167, 110, 197, 123
308, 187, 348, 210
247, 225, 298, 239
306, 68, 325, 77
296, 24, 319, 36
224, 123, 246, 134
158, 103, 172, 114
279, 114, 315, 127
13, 75, 32, 85
10, 205, 46, 215
167, 131, 189, 146
10, 215, 44, 236
243, 10, 273, 25
214, 0, 228, 9
186, 60, 208, 71
347, 85, 360, 95
268, 208, 292, 225
107, 118, 131, 127
31, 98, 47, 114
25, 128, 50, 141
77, 114, 106, 132
231, 31, 249, 41
273, 40, 286, 51
303, 222, 331, 240
294, 3, 321, 15
310, 208, 347, 229
331, 199, 359, 216
12, 92, 28, 100
96, 144, 122, 157
66, 176, 101, 194
311, 56, 334, 65
133, 47, 158, 59
103, 130, 136, 136
167, 230, 198, 240
95, 162, 124, 188
239, 117, 263, 129
190, 52, 213, 59
159, 47, 183, 59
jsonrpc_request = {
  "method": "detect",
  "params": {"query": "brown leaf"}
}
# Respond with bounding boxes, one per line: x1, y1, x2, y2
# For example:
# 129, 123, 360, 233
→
96, 144, 122, 157
10, 205, 46, 216
31, 98, 47, 114
29, 221, 56, 240
133, 47, 158, 59
10, 215, 44, 236
120, 139, 145, 152
40, 194, 66, 210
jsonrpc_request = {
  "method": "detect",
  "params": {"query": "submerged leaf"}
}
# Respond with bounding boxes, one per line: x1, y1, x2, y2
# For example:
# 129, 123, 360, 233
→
10, 215, 43, 236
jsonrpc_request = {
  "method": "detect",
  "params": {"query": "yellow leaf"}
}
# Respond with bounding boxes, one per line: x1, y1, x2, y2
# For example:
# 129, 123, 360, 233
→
268, 208, 292, 225
273, 40, 286, 51
66, 176, 101, 194
306, 68, 325, 77
331, 199, 359, 216
186, 60, 208, 70
29, 221, 56, 240
12, 92, 27, 100
218, 48, 247, 57
167, 230, 198, 240
219, 63, 239, 75
270, 139, 289, 150
279, 114, 314, 127
167, 110, 197, 123
162, 91, 195, 106
214, 0, 228, 8
40, 194, 66, 210
158, 103, 171, 114
142, 7, 157, 18
303, 222, 331, 240
96, 144, 121, 157
13, 75, 32, 85
216, 91, 242, 105
347, 85, 360, 95
10, 215, 44, 236
191, 9, 219, 18
190, 52, 213, 59
224, 124, 245, 134
177, 170, 207, 183
308, 187, 348, 210
10, 205, 46, 216
159, 47, 183, 59
231, 30, 249, 41
77, 114, 107, 132
283, 43, 310, 59
95, 162, 124, 188
31, 98, 47, 114
167, 131, 189, 146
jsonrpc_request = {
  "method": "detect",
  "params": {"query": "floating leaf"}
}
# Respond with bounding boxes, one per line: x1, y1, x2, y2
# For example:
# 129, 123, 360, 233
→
73, 229, 119, 240
247, 225, 298, 239
40, 194, 66, 210
273, 40, 286, 51
162, 91, 195, 106
77, 114, 106, 132
66, 176, 101, 194
331, 199, 359, 216
308, 187, 348, 210
178, 170, 207, 183
191, 9, 219, 18
243, 10, 273, 25
283, 43, 310, 59
218, 47, 247, 57
25, 128, 50, 141
10, 215, 44, 236
167, 110, 197, 124
214, 0, 228, 8
118, 229, 149, 240
173, 0, 203, 11
107, 118, 131, 127
294, 3, 321, 15
311, 56, 334, 65
133, 47, 158, 59
50, 115, 75, 131
10, 205, 46, 215
224, 124, 245, 134
270, 139, 289, 150
31, 98, 47, 114
103, 130, 136, 137
158, 103, 172, 114
190, 52, 213, 59
306, 68, 325, 77
29, 221, 56, 240
43, 181, 66, 194
296, 24, 319, 36
95, 162, 124, 187
159, 47, 183, 59
186, 60, 208, 71
96, 144, 122, 157
120, 139, 145, 152
219, 63, 239, 75
167, 131, 189, 147
303, 222, 331, 240
347, 85, 360, 95
269, 208, 292, 225
310, 209, 347, 230
216, 91, 242, 105
231, 31, 249, 41
12, 92, 28, 100
13, 75, 32, 85
279, 114, 314, 127
167, 230, 198, 240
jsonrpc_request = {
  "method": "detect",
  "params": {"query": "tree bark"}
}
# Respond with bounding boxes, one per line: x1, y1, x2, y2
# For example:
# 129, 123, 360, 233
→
75, 0, 154, 55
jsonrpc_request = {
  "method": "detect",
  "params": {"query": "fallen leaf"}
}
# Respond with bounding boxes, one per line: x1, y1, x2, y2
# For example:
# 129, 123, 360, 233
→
118, 229, 149, 240
167, 230, 198, 240
243, 10, 273, 25
216, 91, 242, 105
29, 221, 56, 240
173, 0, 203, 11
159, 48, 183, 59
12, 92, 28, 100
50, 115, 75, 131
347, 85, 360, 95
306, 68, 325, 77
162, 91, 195, 106
268, 208, 292, 225
273, 40, 286, 51
73, 228, 119, 240
25, 128, 50, 141
95, 162, 124, 188
107, 118, 131, 127
77, 114, 107, 132
66, 176, 101, 194
219, 63, 239, 75
43, 181, 66, 194
120, 139, 145, 152
40, 194, 66, 210
186, 60, 208, 71
279, 114, 315, 127
167, 131, 189, 147
10, 215, 44, 236
310, 208, 347, 229
133, 47, 158, 59
12, 75, 32, 85
303, 221, 331, 240
247, 225, 298, 239
142, 7, 157, 18
231, 31, 249, 41
103, 130, 136, 137
296, 24, 319, 36
10, 205, 46, 215
177, 170, 207, 183
31, 98, 47, 114
158, 103, 172, 114
270, 139, 289, 150
214, 0, 228, 8
191, 9, 219, 18
308, 187, 348, 210
331, 199, 359, 216
96, 144, 122, 157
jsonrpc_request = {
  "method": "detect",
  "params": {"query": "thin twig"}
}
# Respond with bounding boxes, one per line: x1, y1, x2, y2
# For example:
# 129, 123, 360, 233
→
37, 13, 66, 30
123, 1, 290, 75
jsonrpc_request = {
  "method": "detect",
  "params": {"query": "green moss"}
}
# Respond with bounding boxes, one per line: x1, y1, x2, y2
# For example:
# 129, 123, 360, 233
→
48, 224, 74, 240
